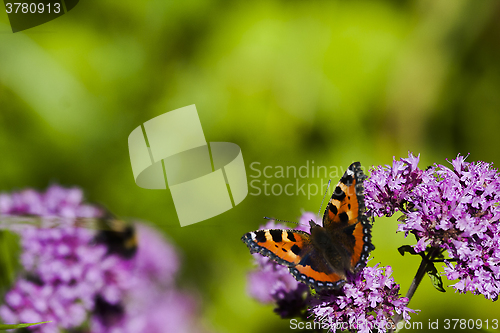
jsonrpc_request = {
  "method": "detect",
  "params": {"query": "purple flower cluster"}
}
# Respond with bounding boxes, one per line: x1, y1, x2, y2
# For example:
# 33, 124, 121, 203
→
90, 223, 201, 333
0, 185, 101, 219
0, 186, 107, 332
310, 264, 414, 333
247, 213, 414, 326
365, 152, 423, 218
0, 185, 206, 333
366, 154, 500, 300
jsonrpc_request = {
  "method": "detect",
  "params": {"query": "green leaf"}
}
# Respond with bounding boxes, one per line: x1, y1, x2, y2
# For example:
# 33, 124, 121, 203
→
0, 322, 50, 330
0, 230, 21, 293
398, 245, 418, 256
425, 262, 446, 293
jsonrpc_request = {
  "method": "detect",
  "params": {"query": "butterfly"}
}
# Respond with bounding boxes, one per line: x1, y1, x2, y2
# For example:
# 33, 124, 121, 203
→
241, 162, 374, 291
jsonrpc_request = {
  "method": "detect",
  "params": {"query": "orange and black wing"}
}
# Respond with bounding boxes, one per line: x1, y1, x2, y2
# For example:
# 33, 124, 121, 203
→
242, 229, 348, 290
289, 249, 348, 291
322, 162, 374, 271
241, 229, 313, 267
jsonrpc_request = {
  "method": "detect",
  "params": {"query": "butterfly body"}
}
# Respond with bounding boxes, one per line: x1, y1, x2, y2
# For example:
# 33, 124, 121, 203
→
242, 162, 374, 291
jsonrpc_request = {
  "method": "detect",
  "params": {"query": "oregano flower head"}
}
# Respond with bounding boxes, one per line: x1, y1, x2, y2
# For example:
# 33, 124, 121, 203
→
366, 153, 500, 300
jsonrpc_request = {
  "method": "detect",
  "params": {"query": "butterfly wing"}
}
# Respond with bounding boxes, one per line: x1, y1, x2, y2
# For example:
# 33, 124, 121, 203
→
290, 249, 347, 290
322, 162, 374, 272
242, 228, 347, 290
241, 229, 312, 267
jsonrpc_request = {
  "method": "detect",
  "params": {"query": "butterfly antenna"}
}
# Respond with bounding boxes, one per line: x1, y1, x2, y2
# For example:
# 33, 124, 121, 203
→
317, 179, 331, 222
263, 216, 302, 227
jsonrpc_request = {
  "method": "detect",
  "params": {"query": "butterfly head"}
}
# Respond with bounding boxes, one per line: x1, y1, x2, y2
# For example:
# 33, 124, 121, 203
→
308, 219, 321, 230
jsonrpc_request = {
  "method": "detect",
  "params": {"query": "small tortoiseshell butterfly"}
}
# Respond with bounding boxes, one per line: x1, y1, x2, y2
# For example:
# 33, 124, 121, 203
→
241, 162, 374, 291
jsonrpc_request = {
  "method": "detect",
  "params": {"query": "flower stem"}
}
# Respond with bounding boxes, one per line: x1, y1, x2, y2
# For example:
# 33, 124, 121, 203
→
390, 247, 440, 332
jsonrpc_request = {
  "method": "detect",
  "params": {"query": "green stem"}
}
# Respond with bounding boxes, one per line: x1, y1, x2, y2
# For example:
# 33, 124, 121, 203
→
390, 247, 440, 332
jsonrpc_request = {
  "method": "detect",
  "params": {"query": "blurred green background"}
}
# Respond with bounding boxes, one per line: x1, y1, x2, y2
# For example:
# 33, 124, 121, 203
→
1, 0, 500, 332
